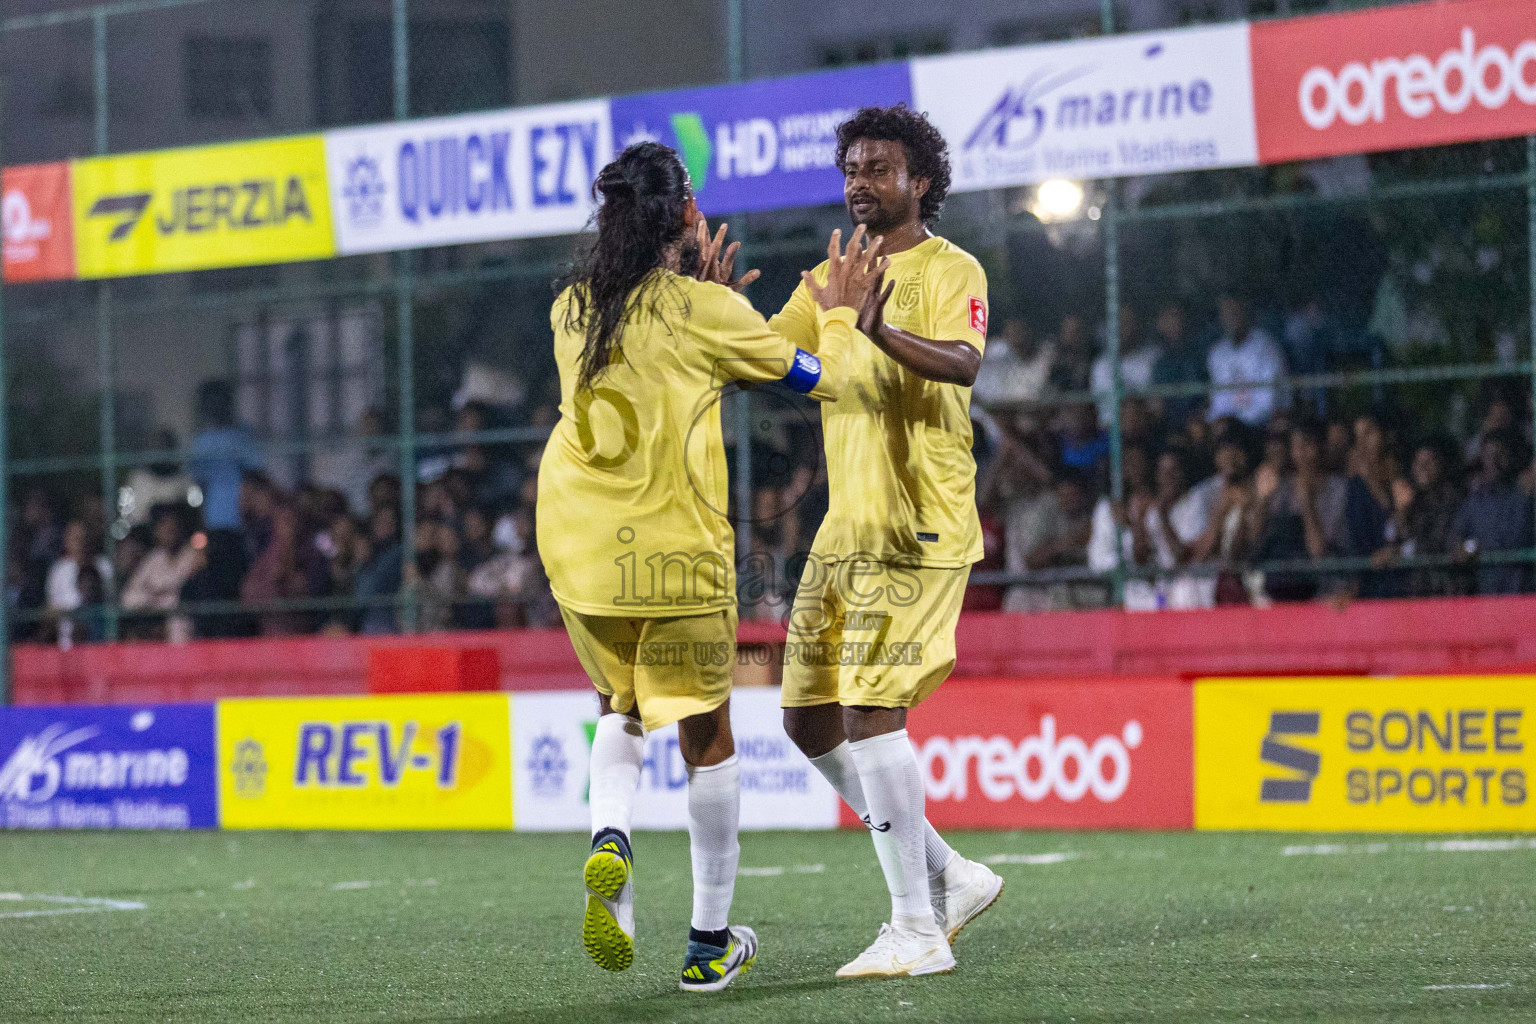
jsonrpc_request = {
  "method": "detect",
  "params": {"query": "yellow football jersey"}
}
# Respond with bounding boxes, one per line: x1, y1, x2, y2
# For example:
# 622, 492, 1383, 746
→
538, 271, 856, 617
769, 235, 987, 567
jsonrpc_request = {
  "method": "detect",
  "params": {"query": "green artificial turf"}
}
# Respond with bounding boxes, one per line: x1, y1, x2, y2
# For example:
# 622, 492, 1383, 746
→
2, 829, 1533, 1023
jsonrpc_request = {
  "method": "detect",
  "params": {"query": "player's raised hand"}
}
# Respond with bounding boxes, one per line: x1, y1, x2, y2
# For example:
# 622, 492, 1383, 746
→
692, 217, 762, 292
857, 269, 895, 340
804, 225, 890, 312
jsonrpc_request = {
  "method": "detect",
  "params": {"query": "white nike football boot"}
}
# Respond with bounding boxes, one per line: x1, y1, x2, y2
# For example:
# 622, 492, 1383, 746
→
835, 922, 956, 978
930, 855, 1005, 943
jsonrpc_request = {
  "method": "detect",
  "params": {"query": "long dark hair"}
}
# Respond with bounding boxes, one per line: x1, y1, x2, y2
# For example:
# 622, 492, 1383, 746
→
561, 142, 693, 391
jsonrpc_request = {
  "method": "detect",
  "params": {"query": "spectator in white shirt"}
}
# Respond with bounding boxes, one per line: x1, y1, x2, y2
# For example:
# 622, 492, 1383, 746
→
973, 317, 1053, 409
45, 519, 114, 614
1207, 292, 1290, 426
1139, 450, 1219, 609
122, 504, 201, 614
1091, 304, 1162, 421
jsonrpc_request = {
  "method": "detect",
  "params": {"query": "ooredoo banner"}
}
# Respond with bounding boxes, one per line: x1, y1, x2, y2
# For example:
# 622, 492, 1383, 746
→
898, 677, 1194, 829
325, 99, 612, 255
511, 687, 838, 831
1252, 0, 1536, 163
2, 162, 75, 282
216, 693, 513, 830
911, 22, 1257, 191
1195, 676, 1535, 831
0, 704, 217, 829
608, 64, 912, 216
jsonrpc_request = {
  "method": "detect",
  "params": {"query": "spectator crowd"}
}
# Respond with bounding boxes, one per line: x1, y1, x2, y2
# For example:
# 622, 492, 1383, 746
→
966, 290, 1536, 612
8, 288, 1536, 646
9, 381, 558, 646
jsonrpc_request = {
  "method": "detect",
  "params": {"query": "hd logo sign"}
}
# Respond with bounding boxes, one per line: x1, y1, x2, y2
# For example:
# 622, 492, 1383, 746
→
72, 135, 335, 278
1196, 677, 1534, 831
217, 694, 512, 830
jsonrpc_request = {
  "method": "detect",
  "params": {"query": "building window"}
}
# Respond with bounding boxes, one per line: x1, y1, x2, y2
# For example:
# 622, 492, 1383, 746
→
820, 31, 949, 68
990, 17, 1103, 47
185, 36, 273, 118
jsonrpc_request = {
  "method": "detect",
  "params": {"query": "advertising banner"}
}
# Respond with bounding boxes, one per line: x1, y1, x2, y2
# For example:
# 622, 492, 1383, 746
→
1196, 676, 1535, 831
899, 678, 1194, 830
608, 64, 913, 216
512, 688, 838, 831
72, 135, 335, 278
1252, 0, 1536, 164
217, 693, 512, 830
0, 704, 217, 829
911, 22, 1258, 191
325, 99, 611, 255
2, 162, 75, 282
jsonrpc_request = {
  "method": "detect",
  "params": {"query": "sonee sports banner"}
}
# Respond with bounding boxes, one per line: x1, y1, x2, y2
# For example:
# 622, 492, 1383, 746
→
1195, 676, 1536, 832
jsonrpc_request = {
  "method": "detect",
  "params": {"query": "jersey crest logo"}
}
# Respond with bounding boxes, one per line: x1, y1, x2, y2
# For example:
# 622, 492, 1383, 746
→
969, 296, 987, 334
894, 275, 922, 311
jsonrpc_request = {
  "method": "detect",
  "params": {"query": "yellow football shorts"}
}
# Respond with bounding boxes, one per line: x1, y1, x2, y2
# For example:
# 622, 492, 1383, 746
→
558, 605, 737, 731
780, 559, 969, 709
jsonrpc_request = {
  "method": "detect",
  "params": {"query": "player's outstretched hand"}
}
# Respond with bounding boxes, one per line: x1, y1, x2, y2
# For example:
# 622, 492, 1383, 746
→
692, 217, 761, 292
803, 225, 889, 312
857, 270, 895, 340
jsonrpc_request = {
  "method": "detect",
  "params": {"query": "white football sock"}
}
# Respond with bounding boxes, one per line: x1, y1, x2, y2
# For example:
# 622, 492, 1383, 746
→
848, 730, 941, 934
686, 755, 741, 932
588, 713, 644, 839
808, 740, 957, 879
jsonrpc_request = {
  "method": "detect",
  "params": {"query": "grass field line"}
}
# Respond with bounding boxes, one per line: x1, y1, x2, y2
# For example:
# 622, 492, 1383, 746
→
0, 893, 146, 920
983, 851, 1079, 865
1283, 838, 1536, 856
738, 863, 825, 877
1422, 983, 1514, 990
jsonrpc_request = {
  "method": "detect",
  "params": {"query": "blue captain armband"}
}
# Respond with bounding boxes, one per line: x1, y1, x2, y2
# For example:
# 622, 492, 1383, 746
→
780, 348, 822, 394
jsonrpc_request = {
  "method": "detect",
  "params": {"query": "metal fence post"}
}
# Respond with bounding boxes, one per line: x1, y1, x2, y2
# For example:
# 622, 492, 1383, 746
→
393, 0, 418, 633
94, 9, 120, 641
727, 3, 753, 575
1101, 0, 1125, 608
1528, 135, 1535, 571
0, 88, 10, 702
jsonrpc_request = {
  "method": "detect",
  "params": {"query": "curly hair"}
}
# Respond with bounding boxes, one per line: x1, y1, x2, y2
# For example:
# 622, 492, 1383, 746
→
834, 103, 951, 224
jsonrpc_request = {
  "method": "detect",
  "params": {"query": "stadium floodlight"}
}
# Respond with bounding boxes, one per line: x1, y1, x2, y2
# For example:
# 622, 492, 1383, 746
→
1032, 179, 1085, 222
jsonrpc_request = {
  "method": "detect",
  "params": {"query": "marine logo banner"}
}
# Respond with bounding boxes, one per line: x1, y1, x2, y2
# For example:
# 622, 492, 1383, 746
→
911, 22, 1257, 191
1196, 676, 1535, 831
325, 99, 611, 255
217, 694, 512, 830
0, 704, 217, 829
608, 64, 913, 215
72, 135, 335, 278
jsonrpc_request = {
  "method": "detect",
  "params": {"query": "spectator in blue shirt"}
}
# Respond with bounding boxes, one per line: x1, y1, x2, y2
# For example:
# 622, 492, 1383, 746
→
1057, 402, 1109, 479
181, 380, 262, 637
